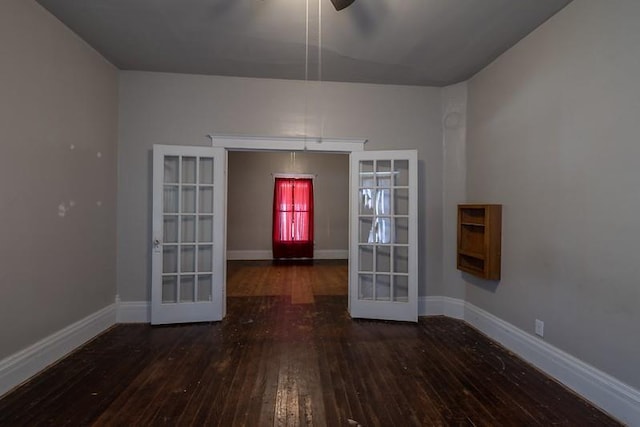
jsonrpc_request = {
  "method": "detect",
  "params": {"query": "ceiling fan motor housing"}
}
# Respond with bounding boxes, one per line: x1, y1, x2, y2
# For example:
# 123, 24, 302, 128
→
330, 0, 356, 11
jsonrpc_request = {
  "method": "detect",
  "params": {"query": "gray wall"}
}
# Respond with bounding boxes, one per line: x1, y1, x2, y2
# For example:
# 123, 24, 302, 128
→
117, 72, 443, 301
227, 151, 349, 254
4, 0, 637, 404
0, 0, 118, 360
466, 0, 640, 389
441, 83, 468, 300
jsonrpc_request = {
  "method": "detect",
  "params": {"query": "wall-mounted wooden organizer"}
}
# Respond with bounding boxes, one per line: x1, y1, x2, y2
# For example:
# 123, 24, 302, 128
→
457, 204, 502, 280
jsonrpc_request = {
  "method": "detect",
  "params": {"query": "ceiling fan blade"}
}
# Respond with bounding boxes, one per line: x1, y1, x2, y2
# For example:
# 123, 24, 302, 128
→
330, 0, 356, 11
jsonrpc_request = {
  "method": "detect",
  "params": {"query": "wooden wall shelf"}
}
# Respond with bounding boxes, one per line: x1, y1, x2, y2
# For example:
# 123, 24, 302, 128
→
457, 204, 502, 280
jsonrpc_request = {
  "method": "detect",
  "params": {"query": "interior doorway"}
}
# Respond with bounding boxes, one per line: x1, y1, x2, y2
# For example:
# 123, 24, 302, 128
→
226, 150, 350, 304
226, 151, 349, 262
150, 137, 419, 324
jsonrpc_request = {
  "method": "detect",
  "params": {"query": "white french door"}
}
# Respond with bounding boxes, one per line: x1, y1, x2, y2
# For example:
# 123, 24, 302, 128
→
349, 150, 418, 322
151, 145, 225, 325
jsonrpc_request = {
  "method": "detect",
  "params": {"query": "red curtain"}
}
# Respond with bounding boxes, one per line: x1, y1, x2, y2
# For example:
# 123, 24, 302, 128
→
272, 178, 314, 258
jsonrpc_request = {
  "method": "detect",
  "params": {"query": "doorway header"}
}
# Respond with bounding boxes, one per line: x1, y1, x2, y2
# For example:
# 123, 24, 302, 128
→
207, 135, 366, 153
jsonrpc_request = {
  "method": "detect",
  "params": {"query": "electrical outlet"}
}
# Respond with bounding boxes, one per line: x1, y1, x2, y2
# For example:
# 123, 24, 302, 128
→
535, 319, 544, 337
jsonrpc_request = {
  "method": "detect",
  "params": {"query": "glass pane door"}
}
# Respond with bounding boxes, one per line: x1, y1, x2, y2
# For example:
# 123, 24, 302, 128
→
350, 151, 417, 322
152, 145, 225, 324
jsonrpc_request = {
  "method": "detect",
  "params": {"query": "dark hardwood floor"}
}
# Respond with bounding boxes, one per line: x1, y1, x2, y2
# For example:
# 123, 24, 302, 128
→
0, 260, 621, 426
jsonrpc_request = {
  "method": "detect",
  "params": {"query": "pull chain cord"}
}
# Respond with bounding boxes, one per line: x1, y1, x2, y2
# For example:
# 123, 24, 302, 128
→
318, 0, 325, 143
318, 0, 322, 85
303, 0, 309, 147
305, 0, 309, 84
304, 0, 324, 146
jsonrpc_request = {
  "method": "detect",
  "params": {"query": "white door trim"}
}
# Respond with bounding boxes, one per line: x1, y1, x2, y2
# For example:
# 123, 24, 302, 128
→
208, 134, 366, 152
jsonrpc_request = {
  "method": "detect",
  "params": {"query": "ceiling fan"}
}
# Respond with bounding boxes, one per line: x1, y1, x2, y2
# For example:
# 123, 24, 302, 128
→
330, 0, 356, 11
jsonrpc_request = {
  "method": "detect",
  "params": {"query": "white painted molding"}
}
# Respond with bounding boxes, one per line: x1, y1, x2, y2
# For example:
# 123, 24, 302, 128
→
116, 300, 151, 323
226, 249, 348, 261
3, 292, 636, 424
226, 250, 271, 260
0, 304, 115, 398
418, 296, 439, 316
420, 296, 639, 426
462, 301, 640, 427
272, 173, 316, 180
208, 135, 366, 152
419, 296, 464, 319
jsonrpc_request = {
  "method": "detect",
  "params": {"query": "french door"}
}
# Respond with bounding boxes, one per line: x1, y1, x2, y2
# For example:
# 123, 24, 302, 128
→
151, 145, 225, 325
349, 150, 418, 322
151, 143, 417, 324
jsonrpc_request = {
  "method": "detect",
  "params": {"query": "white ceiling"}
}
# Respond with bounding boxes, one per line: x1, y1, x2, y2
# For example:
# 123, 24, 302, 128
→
36, 0, 571, 87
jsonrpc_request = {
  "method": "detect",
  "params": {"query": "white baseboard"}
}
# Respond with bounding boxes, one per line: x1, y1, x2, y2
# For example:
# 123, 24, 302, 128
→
226, 249, 348, 260
419, 296, 440, 315
4, 292, 637, 425
419, 296, 464, 319
116, 299, 150, 323
463, 301, 640, 426
313, 250, 350, 259
0, 304, 116, 397
420, 296, 639, 426
226, 250, 271, 260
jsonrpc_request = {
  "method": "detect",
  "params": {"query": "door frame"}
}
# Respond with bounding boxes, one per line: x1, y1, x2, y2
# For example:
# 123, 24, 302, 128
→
212, 136, 420, 323
211, 134, 367, 317
209, 135, 367, 153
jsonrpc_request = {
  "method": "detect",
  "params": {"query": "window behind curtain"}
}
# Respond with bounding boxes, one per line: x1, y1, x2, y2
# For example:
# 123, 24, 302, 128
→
272, 177, 314, 258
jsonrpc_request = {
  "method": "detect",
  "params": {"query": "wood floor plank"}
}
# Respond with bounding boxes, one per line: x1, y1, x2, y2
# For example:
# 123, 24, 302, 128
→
0, 260, 622, 427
